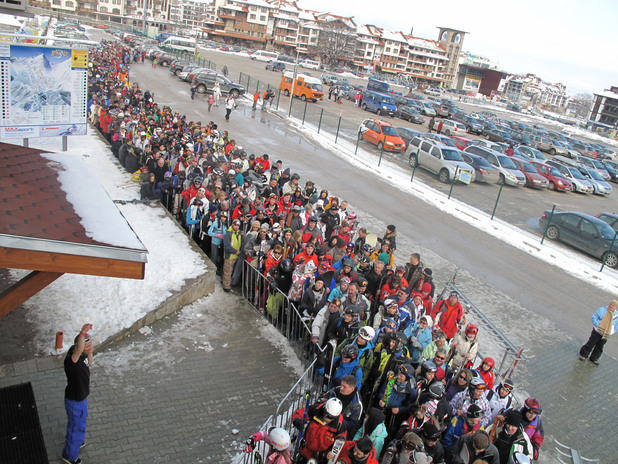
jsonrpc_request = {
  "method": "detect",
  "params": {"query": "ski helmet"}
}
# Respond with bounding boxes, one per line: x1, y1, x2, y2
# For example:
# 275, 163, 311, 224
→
466, 404, 483, 419
359, 326, 375, 342
362, 243, 374, 253
420, 422, 441, 442
469, 377, 487, 391
393, 332, 408, 352
509, 452, 532, 464
194, 176, 204, 185
428, 381, 445, 399
523, 398, 542, 415
420, 360, 437, 376
324, 398, 343, 417
465, 323, 478, 337
228, 169, 236, 176
279, 259, 293, 273
482, 357, 495, 368
341, 344, 359, 360
384, 318, 399, 331
500, 378, 515, 392
402, 432, 424, 452
268, 427, 290, 451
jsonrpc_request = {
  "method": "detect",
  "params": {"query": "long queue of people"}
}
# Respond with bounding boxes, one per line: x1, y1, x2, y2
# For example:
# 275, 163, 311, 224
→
88, 40, 544, 464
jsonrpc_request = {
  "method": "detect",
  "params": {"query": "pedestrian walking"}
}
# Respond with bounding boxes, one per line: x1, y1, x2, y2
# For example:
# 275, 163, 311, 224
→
222, 65, 229, 76
428, 116, 435, 133
437, 119, 444, 135
152, 58, 157, 68
225, 95, 235, 122
579, 299, 618, 364
213, 82, 221, 106
190, 82, 197, 100
262, 89, 274, 111
62, 323, 93, 464
253, 91, 260, 110
207, 93, 215, 112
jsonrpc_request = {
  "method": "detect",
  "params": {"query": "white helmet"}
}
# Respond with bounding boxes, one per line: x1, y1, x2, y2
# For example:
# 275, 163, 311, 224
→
268, 427, 290, 451
228, 169, 236, 176
359, 326, 375, 342
324, 398, 343, 417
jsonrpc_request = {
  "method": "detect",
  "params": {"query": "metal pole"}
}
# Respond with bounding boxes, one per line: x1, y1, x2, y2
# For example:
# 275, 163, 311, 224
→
448, 166, 458, 199
600, 230, 618, 272
491, 183, 504, 220
256, 80, 260, 94
302, 100, 308, 125
335, 116, 342, 143
62, 135, 67, 152
142, 0, 147, 36
275, 88, 281, 111
540, 204, 556, 244
22, 138, 28, 147
287, 48, 300, 117
378, 144, 384, 166
355, 130, 361, 154
317, 108, 323, 134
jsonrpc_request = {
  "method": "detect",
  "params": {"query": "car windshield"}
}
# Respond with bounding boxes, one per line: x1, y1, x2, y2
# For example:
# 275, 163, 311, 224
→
476, 157, 492, 168
587, 169, 604, 181
491, 144, 504, 153
311, 83, 324, 91
568, 167, 585, 179
382, 126, 399, 137
591, 160, 605, 170
600, 222, 617, 240
498, 156, 517, 169
442, 149, 464, 161
439, 137, 457, 147
382, 96, 395, 105
519, 162, 536, 173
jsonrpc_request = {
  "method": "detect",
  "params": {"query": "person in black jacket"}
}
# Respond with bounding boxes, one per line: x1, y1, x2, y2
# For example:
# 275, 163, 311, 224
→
453, 430, 499, 464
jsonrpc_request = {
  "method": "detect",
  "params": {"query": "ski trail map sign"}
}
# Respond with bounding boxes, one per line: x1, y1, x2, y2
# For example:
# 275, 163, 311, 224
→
0, 44, 88, 139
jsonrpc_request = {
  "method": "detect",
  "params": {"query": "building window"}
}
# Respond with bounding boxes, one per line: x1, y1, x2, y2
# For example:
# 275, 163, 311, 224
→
261, 6, 266, 12
260, 15, 265, 21
249, 14, 255, 19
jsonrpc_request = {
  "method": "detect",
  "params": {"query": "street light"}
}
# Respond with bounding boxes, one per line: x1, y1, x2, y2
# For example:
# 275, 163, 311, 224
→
287, 47, 300, 117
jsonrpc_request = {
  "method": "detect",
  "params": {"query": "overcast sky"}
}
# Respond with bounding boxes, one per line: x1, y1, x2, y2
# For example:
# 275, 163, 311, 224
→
299, 0, 618, 96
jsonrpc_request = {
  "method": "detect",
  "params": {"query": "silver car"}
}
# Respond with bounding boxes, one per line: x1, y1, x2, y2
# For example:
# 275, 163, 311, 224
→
406, 137, 476, 183
578, 166, 613, 196
546, 160, 594, 194
464, 146, 525, 186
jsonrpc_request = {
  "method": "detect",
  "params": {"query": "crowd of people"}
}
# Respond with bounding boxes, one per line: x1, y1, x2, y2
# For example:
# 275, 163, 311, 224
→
87, 40, 544, 464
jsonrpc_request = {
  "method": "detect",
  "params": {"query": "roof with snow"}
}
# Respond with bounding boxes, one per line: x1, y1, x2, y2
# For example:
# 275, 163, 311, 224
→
0, 143, 148, 297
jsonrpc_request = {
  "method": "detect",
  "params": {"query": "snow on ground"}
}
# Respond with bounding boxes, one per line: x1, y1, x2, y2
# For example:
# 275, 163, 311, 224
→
6, 133, 206, 354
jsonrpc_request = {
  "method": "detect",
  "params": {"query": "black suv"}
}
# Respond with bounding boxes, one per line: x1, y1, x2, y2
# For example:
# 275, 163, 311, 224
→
170, 60, 192, 76
192, 72, 246, 97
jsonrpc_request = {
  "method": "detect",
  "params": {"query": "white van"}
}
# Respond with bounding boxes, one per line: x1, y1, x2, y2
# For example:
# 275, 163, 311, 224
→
161, 36, 196, 52
252, 50, 278, 62
300, 59, 320, 70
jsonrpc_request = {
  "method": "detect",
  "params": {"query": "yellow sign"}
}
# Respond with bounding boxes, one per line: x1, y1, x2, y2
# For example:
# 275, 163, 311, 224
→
71, 49, 88, 68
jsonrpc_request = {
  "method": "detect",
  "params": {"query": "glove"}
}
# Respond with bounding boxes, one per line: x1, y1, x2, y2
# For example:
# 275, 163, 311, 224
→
533, 445, 539, 460
243, 434, 257, 453
292, 418, 304, 430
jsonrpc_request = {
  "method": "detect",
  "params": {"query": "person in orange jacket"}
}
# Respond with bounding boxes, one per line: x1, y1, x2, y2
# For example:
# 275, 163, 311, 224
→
337, 437, 379, 464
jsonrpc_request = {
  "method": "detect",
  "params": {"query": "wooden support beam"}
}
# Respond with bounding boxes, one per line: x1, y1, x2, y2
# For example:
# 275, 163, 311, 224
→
0, 271, 64, 320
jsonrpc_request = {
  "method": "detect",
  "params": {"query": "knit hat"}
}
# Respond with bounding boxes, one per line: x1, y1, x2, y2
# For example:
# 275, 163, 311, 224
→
422, 282, 432, 293
378, 252, 390, 264
387, 224, 396, 232
504, 410, 522, 428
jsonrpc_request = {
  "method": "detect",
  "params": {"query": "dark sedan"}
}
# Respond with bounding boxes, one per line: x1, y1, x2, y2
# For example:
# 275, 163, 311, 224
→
539, 211, 618, 267
395, 106, 425, 124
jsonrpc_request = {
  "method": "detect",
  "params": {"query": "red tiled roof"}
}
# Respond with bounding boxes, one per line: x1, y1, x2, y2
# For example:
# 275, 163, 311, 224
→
0, 142, 106, 246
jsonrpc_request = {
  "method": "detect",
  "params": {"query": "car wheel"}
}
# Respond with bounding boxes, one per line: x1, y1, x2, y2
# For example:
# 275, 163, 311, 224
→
376, 109, 382, 116
546, 225, 559, 240
498, 173, 505, 185
439, 169, 450, 183
161, 60, 169, 67
284, 89, 290, 96
362, 103, 367, 110
409, 153, 417, 167
174, 69, 180, 76
377, 141, 384, 151
603, 251, 618, 268
301, 94, 306, 101
548, 181, 555, 190
550, 148, 556, 156
230, 89, 239, 98
445, 129, 451, 136
196, 84, 206, 94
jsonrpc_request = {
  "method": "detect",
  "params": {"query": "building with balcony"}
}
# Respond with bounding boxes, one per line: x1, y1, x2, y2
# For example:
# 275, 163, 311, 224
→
169, 0, 210, 29
404, 36, 448, 86
590, 86, 618, 129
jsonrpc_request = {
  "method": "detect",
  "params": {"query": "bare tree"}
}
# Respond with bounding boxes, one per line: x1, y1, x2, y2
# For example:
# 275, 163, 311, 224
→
309, 19, 356, 68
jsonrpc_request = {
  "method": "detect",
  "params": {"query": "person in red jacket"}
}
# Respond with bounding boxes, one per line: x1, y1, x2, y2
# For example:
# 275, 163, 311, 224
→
291, 398, 347, 463
337, 437, 379, 464
432, 291, 464, 340
294, 242, 319, 267
475, 357, 495, 390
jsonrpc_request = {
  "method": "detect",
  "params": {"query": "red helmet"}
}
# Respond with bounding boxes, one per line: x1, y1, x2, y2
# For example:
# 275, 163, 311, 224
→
524, 398, 542, 415
465, 323, 478, 337
482, 357, 495, 368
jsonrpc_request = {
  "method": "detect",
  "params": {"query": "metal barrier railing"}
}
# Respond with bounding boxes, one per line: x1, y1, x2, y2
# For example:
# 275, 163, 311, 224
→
555, 440, 600, 464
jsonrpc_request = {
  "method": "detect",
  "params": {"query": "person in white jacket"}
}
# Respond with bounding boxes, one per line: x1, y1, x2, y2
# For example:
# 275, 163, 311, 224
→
311, 298, 342, 346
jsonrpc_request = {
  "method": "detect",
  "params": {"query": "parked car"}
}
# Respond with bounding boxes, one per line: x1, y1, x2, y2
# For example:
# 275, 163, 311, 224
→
265, 61, 286, 72
169, 60, 192, 76
178, 65, 204, 81
486, 129, 515, 144
154, 52, 177, 67
358, 119, 406, 152
417, 100, 437, 116
424, 87, 441, 96
545, 159, 594, 194
299, 59, 320, 70
461, 152, 501, 184
529, 161, 573, 192
578, 156, 611, 181
513, 145, 547, 162
406, 136, 476, 183
464, 146, 525, 186
596, 212, 618, 232
193, 73, 246, 97
441, 120, 466, 136
424, 133, 458, 148
396, 127, 424, 149
450, 136, 474, 151
395, 106, 425, 124
510, 157, 549, 189
320, 73, 337, 85
577, 166, 613, 196
539, 211, 618, 267
361, 91, 397, 117
601, 161, 618, 183
464, 117, 483, 135
472, 139, 505, 153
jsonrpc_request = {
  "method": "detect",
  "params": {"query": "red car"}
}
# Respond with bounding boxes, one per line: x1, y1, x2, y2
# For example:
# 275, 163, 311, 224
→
450, 136, 474, 151
511, 157, 548, 189
529, 160, 573, 192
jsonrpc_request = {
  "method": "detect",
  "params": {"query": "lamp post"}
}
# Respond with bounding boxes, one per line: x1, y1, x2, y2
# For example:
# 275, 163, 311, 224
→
287, 47, 300, 117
